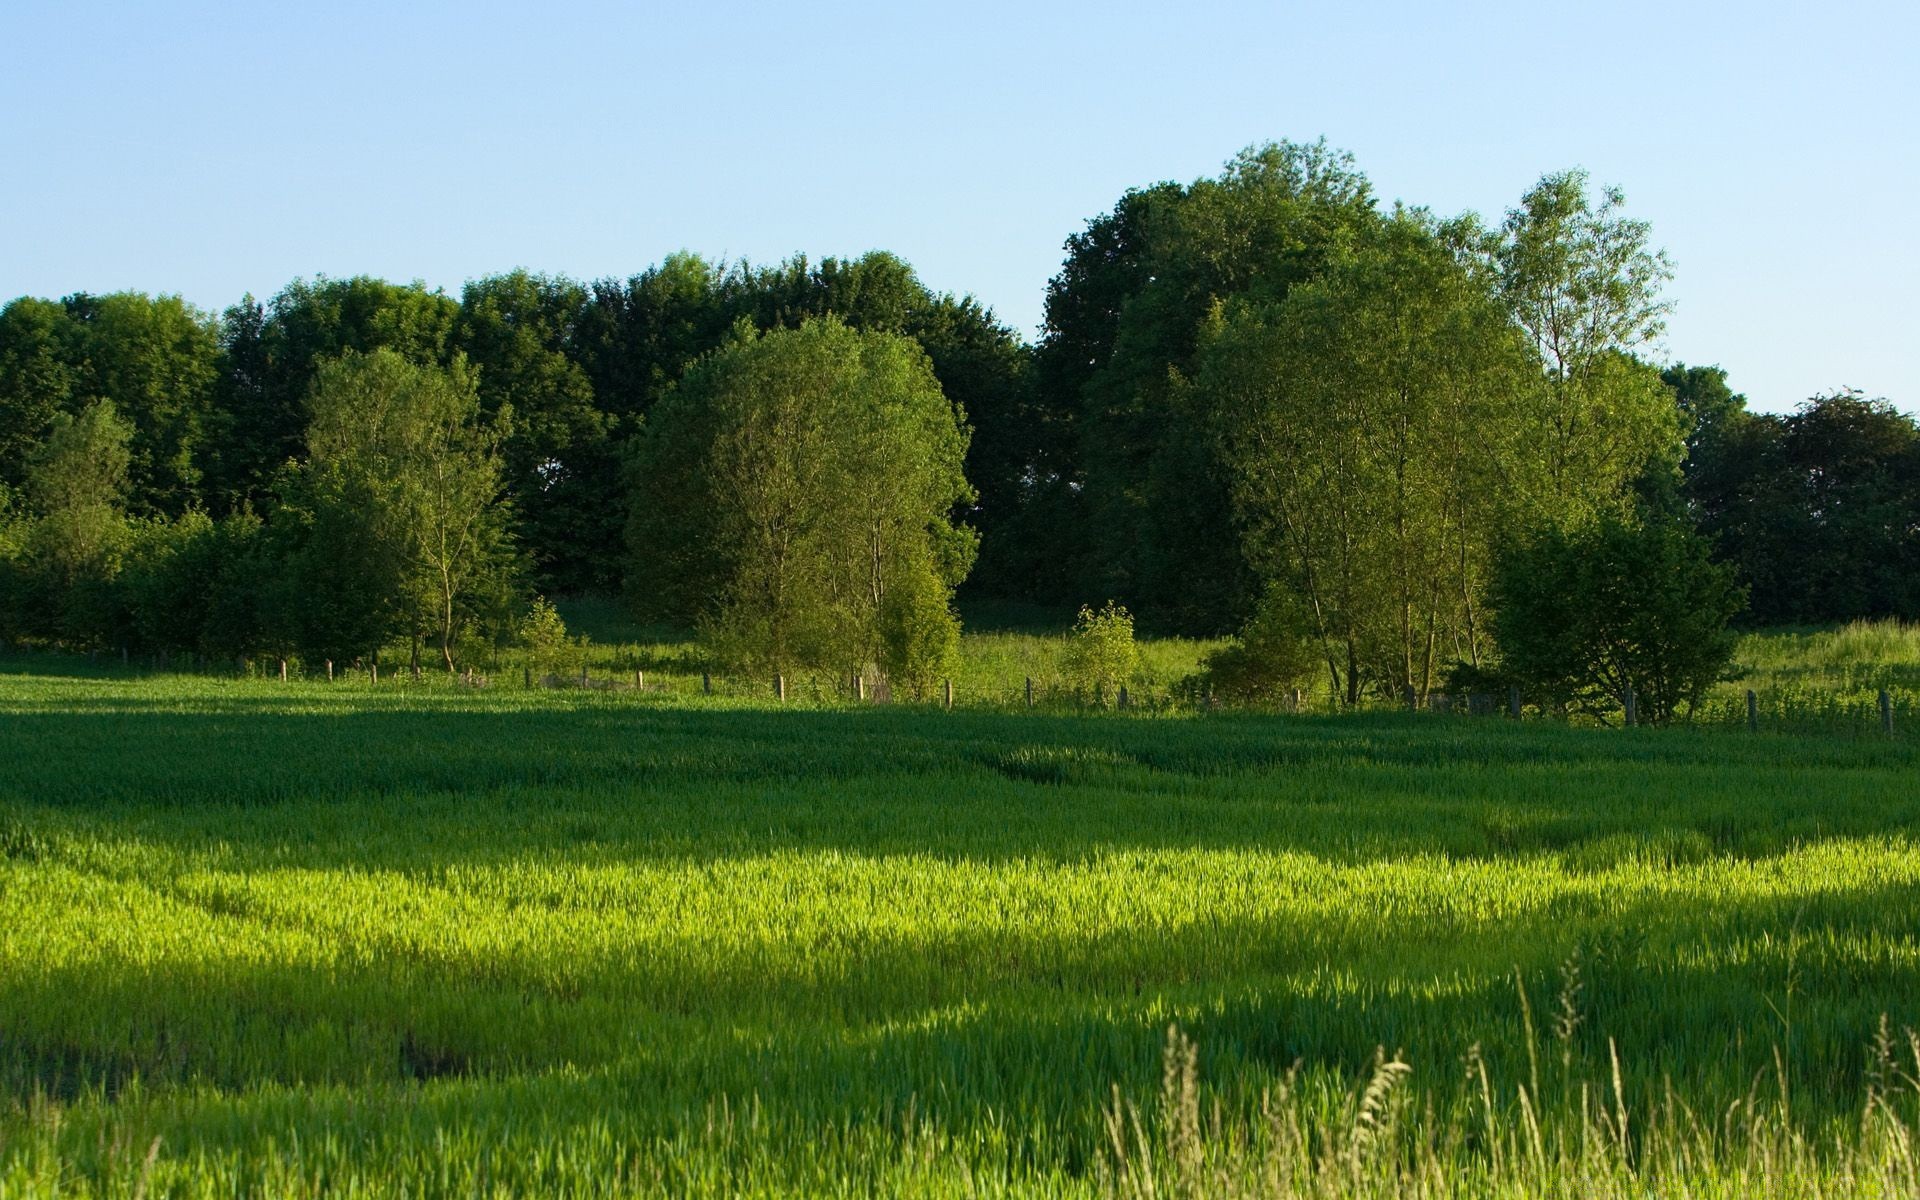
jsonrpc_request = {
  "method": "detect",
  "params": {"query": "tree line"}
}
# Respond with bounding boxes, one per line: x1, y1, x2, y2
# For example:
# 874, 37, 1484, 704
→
0, 141, 1911, 716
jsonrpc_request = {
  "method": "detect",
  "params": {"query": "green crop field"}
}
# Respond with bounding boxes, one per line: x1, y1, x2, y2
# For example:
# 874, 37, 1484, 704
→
3, 638, 1920, 1197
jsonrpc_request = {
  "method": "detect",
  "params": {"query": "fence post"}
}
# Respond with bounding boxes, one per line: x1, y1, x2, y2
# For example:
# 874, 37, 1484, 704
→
1508, 686, 1521, 718
1405, 685, 1417, 712
1624, 685, 1637, 728
326, 659, 334, 682
1882, 689, 1894, 736
943, 679, 954, 710
775, 673, 786, 702
370, 662, 378, 684
1117, 685, 1130, 710
1746, 689, 1758, 733
635, 669, 644, 689
523, 666, 532, 689
581, 664, 589, 688
278, 659, 287, 683
854, 674, 866, 702
1025, 676, 1034, 708
702, 671, 712, 695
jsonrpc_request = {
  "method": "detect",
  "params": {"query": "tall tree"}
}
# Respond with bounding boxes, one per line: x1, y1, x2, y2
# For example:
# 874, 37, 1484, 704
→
292, 349, 515, 671
627, 319, 973, 679
60, 292, 222, 517
21, 400, 136, 645
0, 297, 78, 500
1493, 171, 1681, 519
1037, 143, 1381, 629
455, 271, 606, 592
209, 278, 459, 509
1200, 213, 1532, 702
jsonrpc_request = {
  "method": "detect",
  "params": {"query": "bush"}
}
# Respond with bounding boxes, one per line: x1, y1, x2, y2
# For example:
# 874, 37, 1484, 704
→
1063, 601, 1137, 701
880, 566, 960, 700
518, 597, 585, 680
1199, 590, 1317, 703
1490, 509, 1744, 724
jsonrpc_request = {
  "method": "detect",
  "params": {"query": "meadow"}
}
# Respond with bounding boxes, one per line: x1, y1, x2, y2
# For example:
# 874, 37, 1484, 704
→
2, 624, 1919, 1196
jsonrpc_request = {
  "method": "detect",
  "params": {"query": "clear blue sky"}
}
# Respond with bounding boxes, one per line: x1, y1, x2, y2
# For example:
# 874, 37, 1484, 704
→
3, 0, 1914, 413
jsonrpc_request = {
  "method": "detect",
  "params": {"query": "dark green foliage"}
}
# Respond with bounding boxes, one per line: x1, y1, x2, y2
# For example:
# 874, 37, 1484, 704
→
59, 293, 223, 517
1491, 510, 1745, 724
1679, 383, 1920, 624
119, 510, 275, 660
1035, 144, 1381, 631
1197, 589, 1318, 703
455, 271, 606, 593
0, 298, 78, 498
206, 277, 460, 509
19, 400, 136, 648
0, 293, 221, 518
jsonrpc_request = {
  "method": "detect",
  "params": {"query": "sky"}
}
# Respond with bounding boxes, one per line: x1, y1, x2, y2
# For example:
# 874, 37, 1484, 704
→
2, 0, 1914, 414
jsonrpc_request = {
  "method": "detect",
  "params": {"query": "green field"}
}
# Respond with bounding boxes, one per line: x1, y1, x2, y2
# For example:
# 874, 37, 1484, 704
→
4, 645, 1920, 1196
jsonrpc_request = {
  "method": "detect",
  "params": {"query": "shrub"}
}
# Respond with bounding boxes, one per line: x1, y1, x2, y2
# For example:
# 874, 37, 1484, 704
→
1063, 601, 1137, 701
518, 597, 582, 680
1200, 590, 1317, 703
880, 566, 960, 700
1490, 509, 1744, 724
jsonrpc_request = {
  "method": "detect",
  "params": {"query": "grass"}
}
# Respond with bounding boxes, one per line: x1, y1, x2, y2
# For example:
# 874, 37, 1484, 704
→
2, 639, 1919, 1195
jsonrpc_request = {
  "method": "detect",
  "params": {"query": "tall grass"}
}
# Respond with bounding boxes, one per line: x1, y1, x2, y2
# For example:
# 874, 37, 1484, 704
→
2, 663, 1919, 1194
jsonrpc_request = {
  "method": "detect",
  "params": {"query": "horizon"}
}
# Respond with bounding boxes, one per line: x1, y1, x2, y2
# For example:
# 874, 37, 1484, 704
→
3, 0, 1913, 414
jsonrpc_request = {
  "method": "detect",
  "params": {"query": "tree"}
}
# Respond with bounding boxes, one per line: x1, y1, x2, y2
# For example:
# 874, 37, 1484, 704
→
119, 508, 273, 660
1681, 386, 1919, 624
1040, 143, 1381, 630
1198, 588, 1318, 704
208, 278, 460, 509
22, 400, 136, 645
0, 298, 78, 498
1200, 212, 1533, 704
60, 292, 222, 516
293, 349, 515, 671
455, 271, 606, 592
879, 564, 961, 700
1493, 171, 1681, 519
626, 319, 974, 682
1490, 510, 1744, 725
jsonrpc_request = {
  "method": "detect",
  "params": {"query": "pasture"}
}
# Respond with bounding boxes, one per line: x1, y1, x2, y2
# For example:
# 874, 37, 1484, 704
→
2, 642, 1919, 1196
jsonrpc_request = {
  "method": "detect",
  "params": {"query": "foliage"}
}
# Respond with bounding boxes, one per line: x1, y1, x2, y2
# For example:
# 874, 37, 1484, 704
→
1685, 386, 1920, 624
1037, 142, 1380, 629
288, 348, 516, 670
1491, 509, 1745, 723
117, 508, 274, 660
1062, 600, 1137, 698
1493, 171, 1682, 519
19, 400, 136, 646
455, 271, 607, 593
1197, 588, 1318, 703
1200, 213, 1533, 703
878, 562, 961, 699
629, 318, 974, 681
208, 277, 461, 509
516, 595, 579, 680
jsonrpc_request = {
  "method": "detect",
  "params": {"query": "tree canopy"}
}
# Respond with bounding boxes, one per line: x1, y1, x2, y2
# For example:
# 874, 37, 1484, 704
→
627, 319, 973, 683
0, 140, 1906, 683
